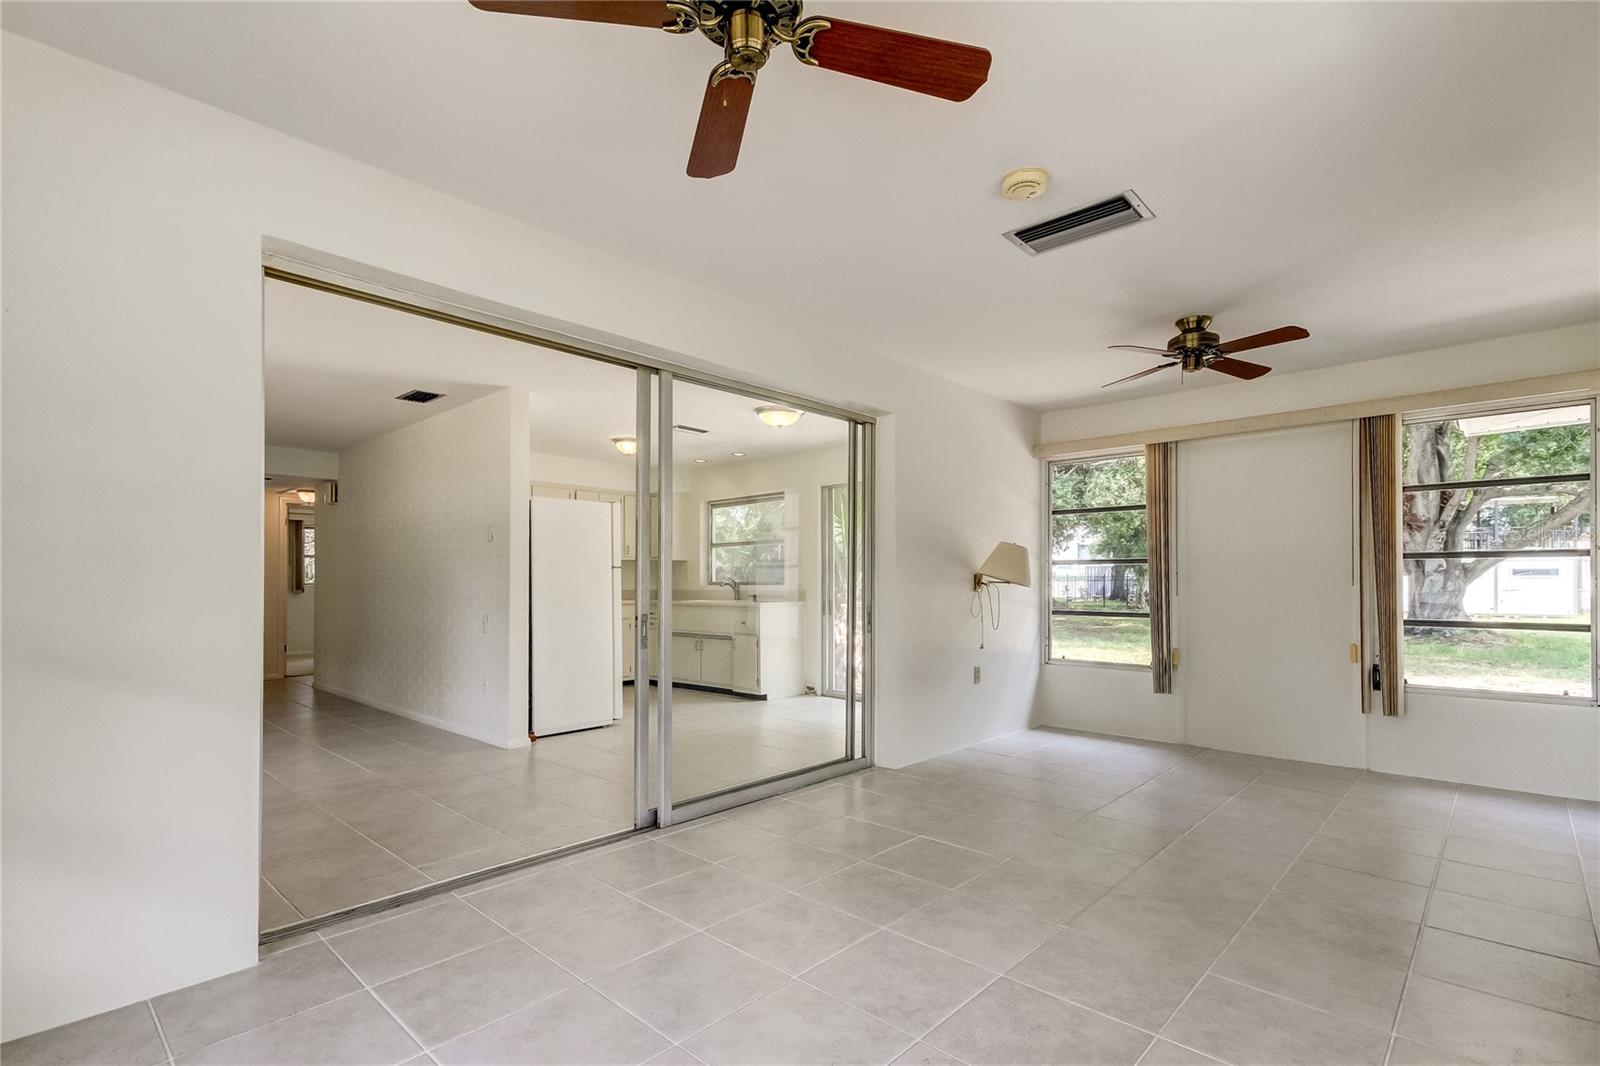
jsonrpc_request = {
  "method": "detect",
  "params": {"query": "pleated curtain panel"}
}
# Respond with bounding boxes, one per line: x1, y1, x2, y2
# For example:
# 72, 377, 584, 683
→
1358, 414, 1405, 716
1146, 441, 1176, 694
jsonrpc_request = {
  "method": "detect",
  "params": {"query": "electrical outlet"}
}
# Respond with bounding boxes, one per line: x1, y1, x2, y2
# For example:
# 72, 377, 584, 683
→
973, 666, 981, 684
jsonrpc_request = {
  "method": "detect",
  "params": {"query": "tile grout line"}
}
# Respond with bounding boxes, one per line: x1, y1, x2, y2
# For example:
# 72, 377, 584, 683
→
1384, 779, 1461, 1066
1133, 761, 1371, 1048
144, 1000, 174, 1066
324, 944, 434, 1060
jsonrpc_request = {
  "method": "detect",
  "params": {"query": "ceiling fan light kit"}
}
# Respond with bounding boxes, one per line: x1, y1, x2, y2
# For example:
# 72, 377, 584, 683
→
469, 0, 991, 178
1103, 314, 1310, 389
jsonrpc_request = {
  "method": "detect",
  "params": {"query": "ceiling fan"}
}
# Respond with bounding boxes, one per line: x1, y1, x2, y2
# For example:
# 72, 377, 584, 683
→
1103, 315, 1310, 388
468, 1, 991, 178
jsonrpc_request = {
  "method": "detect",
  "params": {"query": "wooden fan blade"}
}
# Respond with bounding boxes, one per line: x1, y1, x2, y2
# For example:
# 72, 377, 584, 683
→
1207, 356, 1272, 380
805, 19, 991, 101
1108, 345, 1177, 356
1103, 362, 1179, 389
468, 1, 676, 29
687, 73, 755, 179
1216, 325, 1309, 354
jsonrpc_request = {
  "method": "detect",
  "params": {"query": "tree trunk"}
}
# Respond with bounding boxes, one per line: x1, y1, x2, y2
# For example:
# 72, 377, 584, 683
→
1406, 559, 1477, 621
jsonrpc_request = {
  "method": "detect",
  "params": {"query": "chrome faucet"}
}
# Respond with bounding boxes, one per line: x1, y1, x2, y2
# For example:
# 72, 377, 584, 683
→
717, 578, 742, 601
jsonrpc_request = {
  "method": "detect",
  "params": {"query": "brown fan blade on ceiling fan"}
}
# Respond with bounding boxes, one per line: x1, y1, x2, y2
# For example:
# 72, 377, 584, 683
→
1108, 345, 1177, 356
1207, 356, 1272, 380
687, 73, 755, 179
1216, 325, 1309, 355
804, 19, 991, 101
1103, 362, 1179, 389
468, 0, 676, 28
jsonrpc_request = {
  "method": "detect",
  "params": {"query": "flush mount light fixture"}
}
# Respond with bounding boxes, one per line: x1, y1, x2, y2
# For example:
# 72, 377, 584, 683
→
755, 405, 804, 429
731, 451, 747, 457
294, 489, 317, 505
694, 458, 709, 464
612, 436, 639, 456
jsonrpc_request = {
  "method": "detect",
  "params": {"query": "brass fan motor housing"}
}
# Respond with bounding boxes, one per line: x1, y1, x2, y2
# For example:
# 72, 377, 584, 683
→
726, 7, 770, 71
1167, 314, 1222, 355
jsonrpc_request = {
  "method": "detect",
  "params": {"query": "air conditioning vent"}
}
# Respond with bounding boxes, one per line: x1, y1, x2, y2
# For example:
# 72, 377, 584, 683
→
673, 423, 710, 434
1004, 189, 1154, 255
395, 389, 445, 404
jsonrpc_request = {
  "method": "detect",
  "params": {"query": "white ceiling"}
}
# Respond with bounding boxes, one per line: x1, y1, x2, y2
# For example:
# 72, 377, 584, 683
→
10, 2, 1597, 410
264, 278, 850, 464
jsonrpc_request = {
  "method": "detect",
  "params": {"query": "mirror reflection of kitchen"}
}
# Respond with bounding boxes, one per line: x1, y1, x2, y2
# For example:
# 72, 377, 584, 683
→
660, 378, 852, 803
529, 373, 855, 810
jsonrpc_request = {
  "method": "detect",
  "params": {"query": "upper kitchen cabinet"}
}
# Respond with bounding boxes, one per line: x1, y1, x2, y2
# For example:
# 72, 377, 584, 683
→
620, 492, 692, 562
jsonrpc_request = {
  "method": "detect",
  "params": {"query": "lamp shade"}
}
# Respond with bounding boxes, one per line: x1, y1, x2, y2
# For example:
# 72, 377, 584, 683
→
976, 542, 1031, 588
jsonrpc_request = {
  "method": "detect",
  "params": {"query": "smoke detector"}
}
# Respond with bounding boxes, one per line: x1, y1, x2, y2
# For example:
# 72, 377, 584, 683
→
1000, 167, 1049, 201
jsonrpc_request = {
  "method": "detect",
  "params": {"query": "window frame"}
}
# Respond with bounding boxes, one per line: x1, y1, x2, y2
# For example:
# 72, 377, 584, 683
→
707, 491, 787, 587
1042, 449, 1153, 671
1398, 396, 1597, 704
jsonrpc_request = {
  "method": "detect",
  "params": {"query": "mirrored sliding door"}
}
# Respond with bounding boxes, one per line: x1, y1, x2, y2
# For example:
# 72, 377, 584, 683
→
649, 375, 871, 825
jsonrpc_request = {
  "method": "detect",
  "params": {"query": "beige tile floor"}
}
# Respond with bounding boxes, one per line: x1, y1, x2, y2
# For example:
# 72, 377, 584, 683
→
259, 675, 849, 926
9, 726, 1599, 1065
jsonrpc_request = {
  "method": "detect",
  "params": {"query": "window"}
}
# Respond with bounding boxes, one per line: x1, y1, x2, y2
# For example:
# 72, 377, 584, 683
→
708, 493, 786, 585
301, 525, 316, 588
1047, 453, 1151, 666
1400, 400, 1594, 699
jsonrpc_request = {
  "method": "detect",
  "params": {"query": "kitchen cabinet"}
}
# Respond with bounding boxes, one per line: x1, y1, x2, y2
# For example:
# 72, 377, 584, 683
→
669, 634, 734, 687
670, 634, 701, 684
699, 636, 733, 688
621, 614, 636, 680
628, 601, 801, 698
619, 492, 691, 561
732, 634, 759, 693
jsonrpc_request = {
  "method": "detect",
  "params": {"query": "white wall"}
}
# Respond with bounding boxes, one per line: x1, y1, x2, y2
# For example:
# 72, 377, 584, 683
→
1178, 425, 1365, 766
0, 34, 1037, 1039
316, 390, 528, 748
1034, 328, 1600, 801
530, 450, 635, 493
265, 444, 338, 481
681, 444, 850, 694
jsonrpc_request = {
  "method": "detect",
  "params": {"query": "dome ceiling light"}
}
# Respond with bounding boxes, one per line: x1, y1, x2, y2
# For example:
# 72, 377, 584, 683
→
755, 405, 804, 429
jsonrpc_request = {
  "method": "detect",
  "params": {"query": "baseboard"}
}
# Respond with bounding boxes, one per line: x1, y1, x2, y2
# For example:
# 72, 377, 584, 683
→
311, 680, 523, 749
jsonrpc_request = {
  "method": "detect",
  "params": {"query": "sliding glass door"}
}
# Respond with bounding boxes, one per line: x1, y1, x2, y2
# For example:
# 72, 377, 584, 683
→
644, 374, 873, 827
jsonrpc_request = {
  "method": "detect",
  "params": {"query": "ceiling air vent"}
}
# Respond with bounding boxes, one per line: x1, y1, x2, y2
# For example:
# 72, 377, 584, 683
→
673, 423, 710, 434
395, 389, 445, 404
1003, 189, 1154, 256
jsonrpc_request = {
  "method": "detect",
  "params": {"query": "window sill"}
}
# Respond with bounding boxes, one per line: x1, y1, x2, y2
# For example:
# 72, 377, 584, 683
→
1044, 658, 1153, 673
1403, 683, 1598, 709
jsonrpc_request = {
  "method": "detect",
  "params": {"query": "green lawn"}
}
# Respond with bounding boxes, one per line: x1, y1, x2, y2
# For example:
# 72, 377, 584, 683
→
1404, 624, 1592, 697
1051, 616, 1152, 666
1053, 615, 1592, 696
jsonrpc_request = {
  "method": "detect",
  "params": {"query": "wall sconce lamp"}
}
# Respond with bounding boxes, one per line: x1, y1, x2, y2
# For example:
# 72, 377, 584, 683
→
971, 541, 1030, 649
974, 542, 1031, 592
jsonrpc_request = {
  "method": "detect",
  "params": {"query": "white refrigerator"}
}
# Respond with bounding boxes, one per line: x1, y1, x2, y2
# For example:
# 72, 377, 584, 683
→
529, 496, 622, 737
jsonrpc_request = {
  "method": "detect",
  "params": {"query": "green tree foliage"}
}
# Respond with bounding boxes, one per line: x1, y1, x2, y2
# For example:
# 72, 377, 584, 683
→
1402, 414, 1591, 620
1051, 456, 1147, 608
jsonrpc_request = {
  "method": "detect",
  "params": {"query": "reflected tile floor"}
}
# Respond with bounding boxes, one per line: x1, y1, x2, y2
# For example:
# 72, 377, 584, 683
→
9, 725, 1598, 1065
258, 675, 848, 927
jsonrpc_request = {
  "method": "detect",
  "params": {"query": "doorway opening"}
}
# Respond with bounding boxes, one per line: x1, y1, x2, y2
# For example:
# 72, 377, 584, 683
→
258, 254, 875, 939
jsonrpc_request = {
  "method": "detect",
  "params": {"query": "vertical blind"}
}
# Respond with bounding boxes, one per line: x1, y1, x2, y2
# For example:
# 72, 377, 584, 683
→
1358, 414, 1404, 715
1146, 442, 1176, 694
